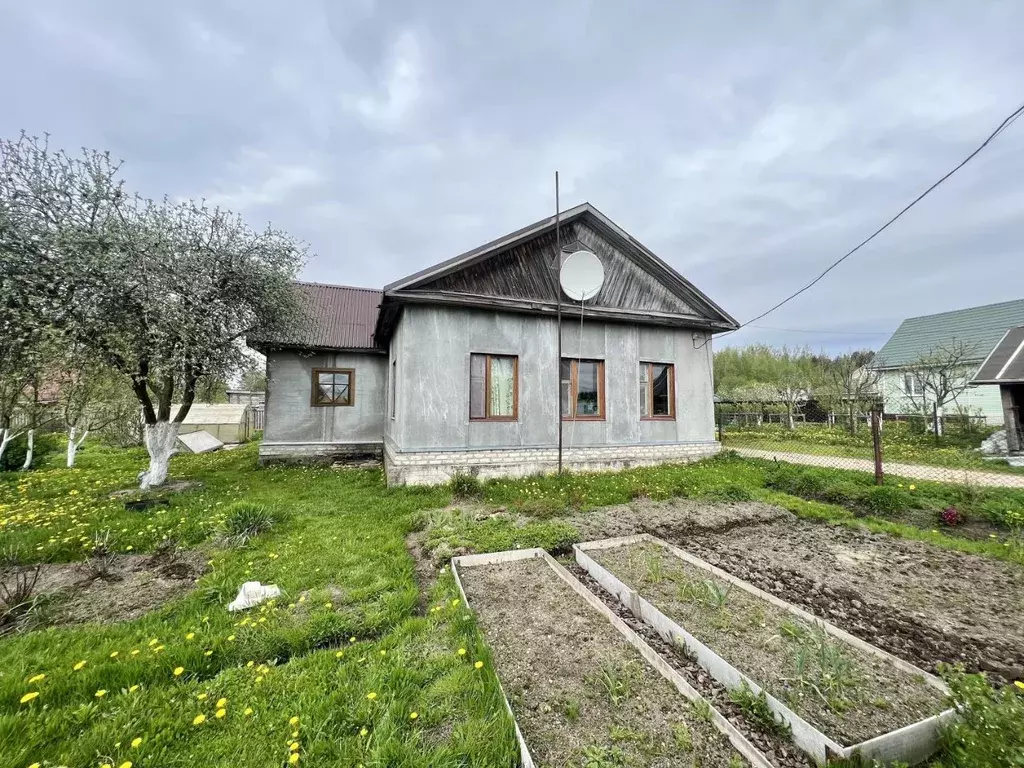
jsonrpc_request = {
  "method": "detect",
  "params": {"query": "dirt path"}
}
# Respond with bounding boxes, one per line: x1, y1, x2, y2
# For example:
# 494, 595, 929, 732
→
734, 447, 1024, 488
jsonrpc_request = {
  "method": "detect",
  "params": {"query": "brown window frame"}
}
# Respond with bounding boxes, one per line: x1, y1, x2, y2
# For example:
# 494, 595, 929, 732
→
469, 353, 519, 422
311, 367, 355, 407
640, 361, 676, 420
561, 358, 606, 421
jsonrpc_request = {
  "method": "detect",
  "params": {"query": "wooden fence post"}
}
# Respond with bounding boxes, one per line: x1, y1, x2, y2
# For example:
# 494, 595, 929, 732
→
871, 409, 884, 486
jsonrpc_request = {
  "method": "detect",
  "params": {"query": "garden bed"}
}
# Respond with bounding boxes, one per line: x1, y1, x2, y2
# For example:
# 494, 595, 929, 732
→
683, 519, 1024, 683
454, 548, 771, 767
576, 536, 953, 765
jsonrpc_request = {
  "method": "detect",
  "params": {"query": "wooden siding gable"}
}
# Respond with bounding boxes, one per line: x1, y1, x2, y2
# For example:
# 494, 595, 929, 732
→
390, 211, 727, 324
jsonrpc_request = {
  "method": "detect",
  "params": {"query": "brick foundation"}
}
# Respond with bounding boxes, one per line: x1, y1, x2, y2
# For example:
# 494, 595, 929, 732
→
384, 442, 721, 486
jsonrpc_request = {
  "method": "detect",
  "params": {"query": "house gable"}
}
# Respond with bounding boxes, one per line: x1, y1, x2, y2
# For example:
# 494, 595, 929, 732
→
379, 204, 736, 337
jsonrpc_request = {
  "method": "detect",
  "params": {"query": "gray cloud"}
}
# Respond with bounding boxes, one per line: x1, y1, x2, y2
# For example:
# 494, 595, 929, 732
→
3, 0, 1023, 353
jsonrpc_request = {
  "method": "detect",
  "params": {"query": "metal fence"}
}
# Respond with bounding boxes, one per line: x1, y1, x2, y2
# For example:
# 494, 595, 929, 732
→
715, 404, 1024, 489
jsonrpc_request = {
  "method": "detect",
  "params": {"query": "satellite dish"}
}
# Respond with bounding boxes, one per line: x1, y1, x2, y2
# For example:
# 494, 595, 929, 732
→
560, 250, 605, 302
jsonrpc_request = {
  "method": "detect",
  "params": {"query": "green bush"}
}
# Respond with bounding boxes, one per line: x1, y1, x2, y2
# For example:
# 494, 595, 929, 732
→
222, 501, 279, 545
935, 666, 1024, 767
0, 432, 61, 472
860, 485, 909, 516
702, 483, 753, 502
821, 482, 864, 506
449, 472, 483, 499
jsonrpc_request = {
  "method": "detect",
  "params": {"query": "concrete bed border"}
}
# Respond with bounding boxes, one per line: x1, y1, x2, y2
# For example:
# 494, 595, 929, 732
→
574, 534, 957, 766
451, 547, 774, 768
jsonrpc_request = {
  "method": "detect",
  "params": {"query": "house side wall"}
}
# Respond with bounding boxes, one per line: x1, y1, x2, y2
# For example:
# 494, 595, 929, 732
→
386, 305, 718, 483
260, 349, 386, 462
878, 369, 1005, 424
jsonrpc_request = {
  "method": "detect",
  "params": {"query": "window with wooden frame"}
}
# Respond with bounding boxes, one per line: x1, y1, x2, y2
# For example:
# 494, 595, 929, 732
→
640, 362, 675, 419
561, 359, 605, 419
470, 354, 518, 421
311, 368, 354, 407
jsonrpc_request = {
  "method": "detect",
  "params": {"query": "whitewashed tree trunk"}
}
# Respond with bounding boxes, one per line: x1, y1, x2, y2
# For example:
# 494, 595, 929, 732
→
20, 429, 34, 470
0, 430, 23, 466
139, 421, 181, 489
67, 427, 89, 468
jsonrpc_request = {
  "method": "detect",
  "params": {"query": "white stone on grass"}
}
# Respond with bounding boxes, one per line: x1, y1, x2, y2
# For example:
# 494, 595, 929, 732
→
177, 430, 224, 455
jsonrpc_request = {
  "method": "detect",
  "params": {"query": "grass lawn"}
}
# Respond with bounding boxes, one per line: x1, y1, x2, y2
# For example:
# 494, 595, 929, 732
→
2, 441, 1021, 767
721, 423, 1024, 475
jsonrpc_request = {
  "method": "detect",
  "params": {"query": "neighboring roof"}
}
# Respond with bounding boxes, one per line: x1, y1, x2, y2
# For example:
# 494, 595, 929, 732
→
256, 282, 383, 351
873, 299, 1024, 369
972, 326, 1024, 384
382, 202, 738, 330
174, 403, 249, 425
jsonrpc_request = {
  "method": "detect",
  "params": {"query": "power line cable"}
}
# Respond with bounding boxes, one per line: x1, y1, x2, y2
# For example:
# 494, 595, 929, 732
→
747, 324, 891, 336
708, 99, 1024, 345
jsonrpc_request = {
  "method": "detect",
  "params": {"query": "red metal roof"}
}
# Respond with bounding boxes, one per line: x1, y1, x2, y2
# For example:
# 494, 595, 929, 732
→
284, 282, 383, 350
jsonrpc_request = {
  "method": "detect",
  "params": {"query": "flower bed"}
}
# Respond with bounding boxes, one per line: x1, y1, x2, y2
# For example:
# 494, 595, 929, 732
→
453, 548, 771, 767
575, 535, 953, 765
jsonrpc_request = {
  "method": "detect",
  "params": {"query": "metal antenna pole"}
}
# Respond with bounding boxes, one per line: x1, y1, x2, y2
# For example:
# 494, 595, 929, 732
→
555, 171, 563, 475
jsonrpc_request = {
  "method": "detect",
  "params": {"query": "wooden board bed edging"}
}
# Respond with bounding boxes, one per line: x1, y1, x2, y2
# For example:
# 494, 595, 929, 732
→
574, 534, 957, 767
451, 547, 775, 768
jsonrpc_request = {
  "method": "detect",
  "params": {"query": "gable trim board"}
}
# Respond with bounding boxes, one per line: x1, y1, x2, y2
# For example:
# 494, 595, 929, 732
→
972, 326, 1024, 385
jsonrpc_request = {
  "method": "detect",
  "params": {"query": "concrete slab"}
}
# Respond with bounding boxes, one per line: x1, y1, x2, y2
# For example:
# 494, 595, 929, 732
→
177, 430, 224, 454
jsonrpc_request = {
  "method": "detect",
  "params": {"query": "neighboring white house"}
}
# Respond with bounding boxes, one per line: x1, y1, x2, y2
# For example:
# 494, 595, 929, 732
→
872, 299, 1024, 424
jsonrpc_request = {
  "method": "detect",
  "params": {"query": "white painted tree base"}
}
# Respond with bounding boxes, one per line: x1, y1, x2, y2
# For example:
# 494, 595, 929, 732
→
139, 421, 181, 489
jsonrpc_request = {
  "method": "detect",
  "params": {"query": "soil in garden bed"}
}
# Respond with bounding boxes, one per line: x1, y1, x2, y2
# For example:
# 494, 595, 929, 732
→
588, 541, 947, 747
683, 520, 1024, 684
460, 556, 751, 767
0, 550, 207, 629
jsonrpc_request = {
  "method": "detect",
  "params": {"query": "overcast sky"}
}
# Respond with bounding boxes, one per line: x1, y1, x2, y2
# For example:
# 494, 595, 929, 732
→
4, 1, 1023, 353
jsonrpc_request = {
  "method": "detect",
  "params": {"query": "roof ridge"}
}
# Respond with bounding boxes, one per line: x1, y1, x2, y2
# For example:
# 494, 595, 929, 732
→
901, 297, 1024, 323
295, 280, 382, 293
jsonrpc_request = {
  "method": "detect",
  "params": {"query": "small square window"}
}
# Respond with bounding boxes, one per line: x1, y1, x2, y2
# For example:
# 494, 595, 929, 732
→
312, 368, 354, 406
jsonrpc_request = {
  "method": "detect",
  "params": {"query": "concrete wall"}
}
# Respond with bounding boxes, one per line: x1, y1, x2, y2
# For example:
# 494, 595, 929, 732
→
879, 369, 1005, 424
259, 349, 387, 462
386, 304, 719, 480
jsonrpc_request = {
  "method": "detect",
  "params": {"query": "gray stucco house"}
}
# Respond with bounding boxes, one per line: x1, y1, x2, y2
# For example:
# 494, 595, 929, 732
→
254, 203, 738, 485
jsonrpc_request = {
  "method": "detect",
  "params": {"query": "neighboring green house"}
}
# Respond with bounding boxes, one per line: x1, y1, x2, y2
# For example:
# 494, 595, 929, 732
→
872, 299, 1024, 424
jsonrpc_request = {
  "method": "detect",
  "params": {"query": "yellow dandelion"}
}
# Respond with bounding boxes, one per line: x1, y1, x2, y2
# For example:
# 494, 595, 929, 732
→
95, 689, 107, 697
291, 729, 299, 738
290, 742, 300, 751
359, 727, 368, 736
216, 708, 226, 719
27, 674, 45, 683
73, 660, 87, 671
28, 763, 41, 768
204, 650, 213, 656
366, 692, 377, 701
289, 715, 300, 726
349, 636, 356, 643
909, 484, 916, 491
197, 693, 208, 701
185, 632, 195, 640
216, 697, 227, 708
457, 648, 467, 656
451, 599, 460, 607
173, 667, 185, 677
130, 649, 140, 656
132, 737, 143, 748
148, 639, 158, 647
244, 707, 254, 716
474, 661, 484, 669
227, 635, 236, 642
20, 691, 40, 704
335, 651, 344, 659
289, 755, 299, 766
129, 685, 140, 693
409, 711, 418, 720
109, 651, 119, 658
1015, 681, 1024, 691
119, 762, 133, 768
193, 713, 206, 725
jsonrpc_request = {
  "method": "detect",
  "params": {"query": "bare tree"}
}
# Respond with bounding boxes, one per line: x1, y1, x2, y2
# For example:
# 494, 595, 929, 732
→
902, 339, 980, 436
1, 133, 306, 487
823, 351, 881, 434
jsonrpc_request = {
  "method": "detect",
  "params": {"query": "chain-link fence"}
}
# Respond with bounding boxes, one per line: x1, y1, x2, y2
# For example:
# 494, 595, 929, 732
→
715, 403, 1024, 490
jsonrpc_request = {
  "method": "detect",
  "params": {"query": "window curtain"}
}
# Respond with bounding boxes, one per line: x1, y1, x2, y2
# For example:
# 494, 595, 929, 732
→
490, 357, 515, 417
